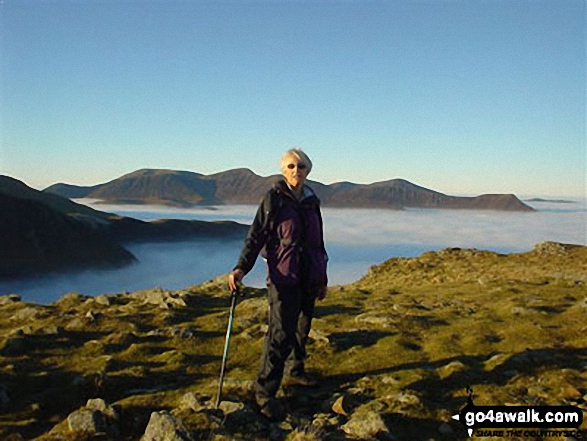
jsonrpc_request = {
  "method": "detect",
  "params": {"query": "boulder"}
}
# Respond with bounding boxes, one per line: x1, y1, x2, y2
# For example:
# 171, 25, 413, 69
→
141, 411, 193, 441
0, 294, 21, 306
67, 409, 106, 435
65, 398, 119, 437
341, 409, 390, 439
180, 392, 209, 412
95, 294, 112, 306
437, 361, 467, 379
86, 398, 119, 420
139, 288, 188, 309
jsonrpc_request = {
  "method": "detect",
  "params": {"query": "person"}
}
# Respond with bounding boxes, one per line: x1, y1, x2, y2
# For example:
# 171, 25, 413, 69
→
228, 149, 328, 421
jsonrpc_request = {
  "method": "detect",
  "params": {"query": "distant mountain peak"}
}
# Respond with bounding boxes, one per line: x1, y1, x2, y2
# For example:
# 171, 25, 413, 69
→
40, 168, 534, 211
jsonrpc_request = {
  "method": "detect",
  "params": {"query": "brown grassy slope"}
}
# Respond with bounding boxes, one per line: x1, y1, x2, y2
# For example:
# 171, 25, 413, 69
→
0, 242, 585, 440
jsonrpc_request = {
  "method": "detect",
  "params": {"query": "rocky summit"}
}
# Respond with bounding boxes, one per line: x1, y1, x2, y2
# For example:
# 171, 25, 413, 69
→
0, 242, 585, 440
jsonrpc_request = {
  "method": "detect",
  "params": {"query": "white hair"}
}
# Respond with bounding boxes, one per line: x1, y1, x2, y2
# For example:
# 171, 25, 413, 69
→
279, 149, 313, 175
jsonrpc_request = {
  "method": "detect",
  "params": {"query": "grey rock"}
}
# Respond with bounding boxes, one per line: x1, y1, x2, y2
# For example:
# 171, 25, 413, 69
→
533, 241, 570, 255
309, 328, 330, 344
58, 292, 85, 305
20, 325, 35, 335
437, 361, 467, 379
86, 398, 119, 420
219, 400, 244, 415
0, 294, 21, 306
138, 289, 188, 310
95, 294, 112, 306
341, 410, 389, 439
66, 317, 87, 331
355, 312, 394, 327
141, 411, 193, 441
387, 391, 422, 407
41, 325, 64, 335
12, 306, 41, 322
180, 392, 209, 412
510, 306, 534, 315
67, 409, 106, 434
172, 327, 196, 339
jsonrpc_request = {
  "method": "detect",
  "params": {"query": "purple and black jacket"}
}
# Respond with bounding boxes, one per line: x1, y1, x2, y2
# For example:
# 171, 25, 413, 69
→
235, 180, 328, 287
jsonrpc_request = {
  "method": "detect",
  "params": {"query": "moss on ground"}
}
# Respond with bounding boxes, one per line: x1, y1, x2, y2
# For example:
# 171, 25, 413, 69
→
0, 242, 585, 440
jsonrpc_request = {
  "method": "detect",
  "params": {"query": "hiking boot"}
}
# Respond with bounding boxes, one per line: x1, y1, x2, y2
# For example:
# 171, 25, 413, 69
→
257, 397, 286, 422
282, 372, 319, 388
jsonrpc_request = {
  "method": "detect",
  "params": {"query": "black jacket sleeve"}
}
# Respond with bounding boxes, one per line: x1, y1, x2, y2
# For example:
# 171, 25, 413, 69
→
318, 205, 329, 286
234, 192, 272, 275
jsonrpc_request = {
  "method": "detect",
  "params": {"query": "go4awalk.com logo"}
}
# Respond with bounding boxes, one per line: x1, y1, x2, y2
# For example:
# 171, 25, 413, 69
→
452, 387, 584, 438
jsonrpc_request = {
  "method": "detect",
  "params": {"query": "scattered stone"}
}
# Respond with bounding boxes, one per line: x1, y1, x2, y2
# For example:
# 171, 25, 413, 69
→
308, 328, 330, 344
381, 375, 399, 385
57, 292, 86, 307
63, 398, 119, 438
12, 306, 41, 322
172, 327, 196, 339
138, 288, 188, 310
86, 398, 119, 420
478, 276, 489, 285
387, 391, 421, 407
510, 306, 534, 315
180, 393, 210, 412
332, 394, 358, 416
67, 409, 106, 435
104, 331, 137, 348
533, 241, 571, 255
437, 361, 467, 379
20, 325, 35, 335
219, 400, 244, 415
66, 317, 87, 331
141, 411, 193, 441
341, 410, 389, 439
0, 294, 21, 306
41, 325, 64, 335
95, 294, 112, 306
355, 312, 394, 327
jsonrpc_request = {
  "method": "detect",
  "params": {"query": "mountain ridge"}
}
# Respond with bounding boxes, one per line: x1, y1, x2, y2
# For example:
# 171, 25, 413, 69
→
44, 168, 534, 212
0, 175, 248, 279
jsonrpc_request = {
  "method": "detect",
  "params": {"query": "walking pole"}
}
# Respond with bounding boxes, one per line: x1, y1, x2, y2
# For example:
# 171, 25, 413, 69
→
215, 287, 240, 409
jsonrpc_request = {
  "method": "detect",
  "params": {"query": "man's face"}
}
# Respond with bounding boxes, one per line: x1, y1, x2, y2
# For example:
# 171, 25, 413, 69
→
283, 154, 308, 190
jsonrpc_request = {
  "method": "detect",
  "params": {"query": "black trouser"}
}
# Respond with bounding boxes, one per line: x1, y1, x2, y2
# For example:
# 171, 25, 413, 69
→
255, 281, 317, 402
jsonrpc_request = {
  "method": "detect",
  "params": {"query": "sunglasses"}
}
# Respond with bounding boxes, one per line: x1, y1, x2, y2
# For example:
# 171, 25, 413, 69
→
287, 163, 307, 170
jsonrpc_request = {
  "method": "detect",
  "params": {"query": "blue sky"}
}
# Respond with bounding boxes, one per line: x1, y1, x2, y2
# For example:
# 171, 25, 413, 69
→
1, 0, 585, 197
